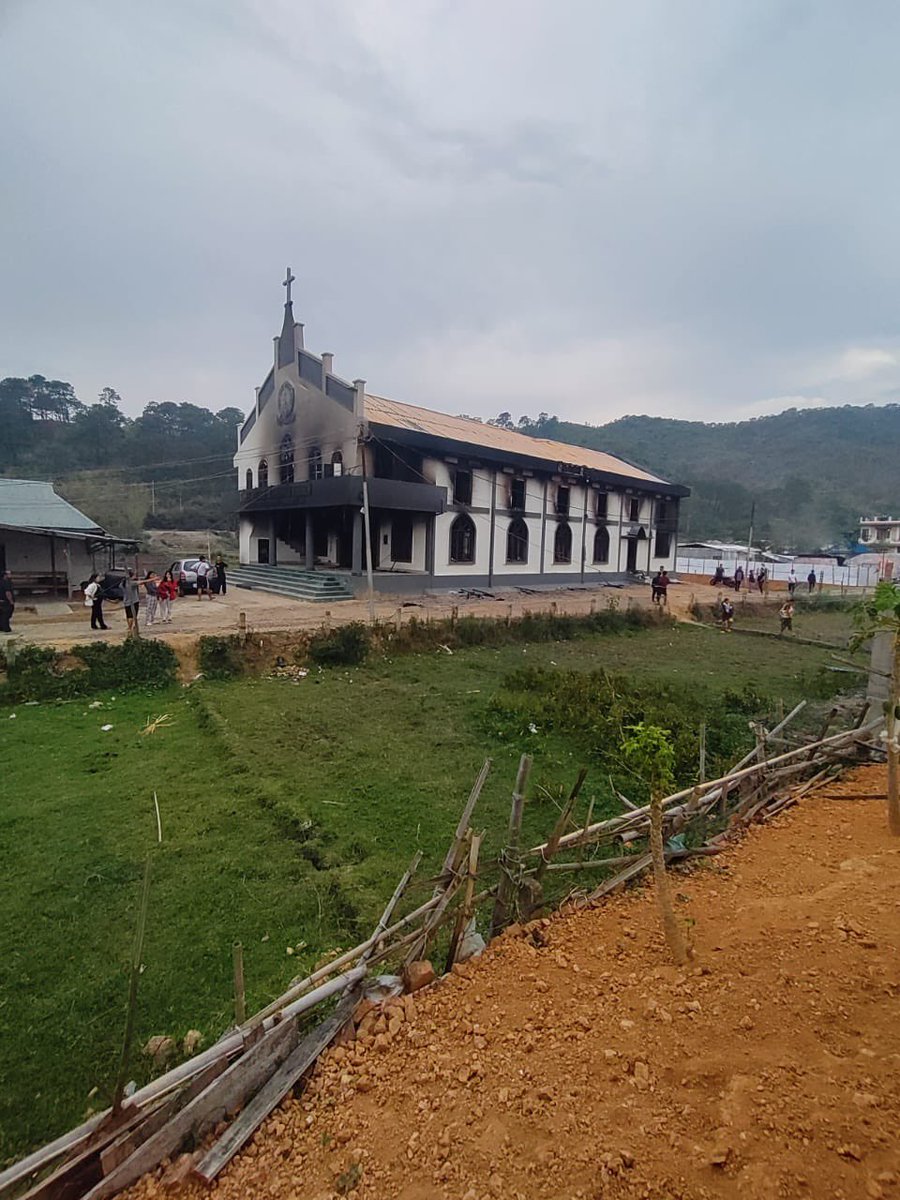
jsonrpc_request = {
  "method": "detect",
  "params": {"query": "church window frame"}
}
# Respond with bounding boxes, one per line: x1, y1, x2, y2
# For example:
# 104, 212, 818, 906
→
506, 518, 529, 564
449, 513, 476, 564
553, 521, 573, 564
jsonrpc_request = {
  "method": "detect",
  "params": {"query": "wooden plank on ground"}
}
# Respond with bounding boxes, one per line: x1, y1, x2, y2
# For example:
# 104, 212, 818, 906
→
193, 997, 356, 1185
585, 853, 652, 902
99, 1056, 228, 1175
81, 1017, 299, 1200
18, 1101, 170, 1200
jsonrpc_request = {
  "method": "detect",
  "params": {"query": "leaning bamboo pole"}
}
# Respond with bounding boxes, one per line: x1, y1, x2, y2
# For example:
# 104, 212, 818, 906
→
529, 718, 883, 858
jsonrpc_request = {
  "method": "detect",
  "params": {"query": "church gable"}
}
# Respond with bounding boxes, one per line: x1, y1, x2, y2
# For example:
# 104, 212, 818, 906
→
234, 269, 364, 487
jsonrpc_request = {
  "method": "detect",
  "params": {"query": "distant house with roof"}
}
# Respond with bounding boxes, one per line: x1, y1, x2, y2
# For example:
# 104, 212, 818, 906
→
232, 274, 689, 594
0, 478, 126, 596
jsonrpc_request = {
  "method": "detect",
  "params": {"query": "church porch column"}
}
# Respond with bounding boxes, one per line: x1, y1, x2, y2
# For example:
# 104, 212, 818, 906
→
305, 511, 314, 571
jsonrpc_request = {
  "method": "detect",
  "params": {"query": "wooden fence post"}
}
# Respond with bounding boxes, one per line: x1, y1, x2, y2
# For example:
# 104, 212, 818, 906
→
490, 754, 532, 937
112, 857, 152, 1114
233, 942, 246, 1026
698, 722, 707, 784
445, 832, 482, 971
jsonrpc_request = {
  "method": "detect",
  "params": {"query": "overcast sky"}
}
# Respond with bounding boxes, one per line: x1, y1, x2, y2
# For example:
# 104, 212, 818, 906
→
1, 0, 899, 425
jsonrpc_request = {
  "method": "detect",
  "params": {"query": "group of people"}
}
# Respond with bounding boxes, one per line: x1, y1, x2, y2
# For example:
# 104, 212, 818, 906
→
786, 568, 820, 596
650, 568, 670, 604
195, 555, 227, 599
711, 563, 769, 593
85, 567, 179, 634
83, 554, 227, 636
712, 563, 821, 595
716, 592, 796, 635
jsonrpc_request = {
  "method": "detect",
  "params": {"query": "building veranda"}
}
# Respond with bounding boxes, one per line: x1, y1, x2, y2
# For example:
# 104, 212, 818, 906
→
0, 478, 129, 597
234, 274, 689, 594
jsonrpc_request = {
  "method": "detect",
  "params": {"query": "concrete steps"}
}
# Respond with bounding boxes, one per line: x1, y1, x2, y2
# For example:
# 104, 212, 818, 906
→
229, 564, 355, 603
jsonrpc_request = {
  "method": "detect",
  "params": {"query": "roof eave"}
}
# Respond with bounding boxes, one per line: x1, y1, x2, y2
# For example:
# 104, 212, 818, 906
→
367, 421, 690, 497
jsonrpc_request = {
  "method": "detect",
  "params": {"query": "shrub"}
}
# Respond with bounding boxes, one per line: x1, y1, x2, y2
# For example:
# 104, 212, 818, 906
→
485, 664, 777, 798
0, 638, 177, 702
73, 638, 178, 691
308, 623, 371, 667
1, 645, 87, 702
198, 635, 244, 680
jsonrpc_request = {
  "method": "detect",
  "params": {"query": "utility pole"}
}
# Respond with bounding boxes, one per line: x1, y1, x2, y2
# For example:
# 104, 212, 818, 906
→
150, 480, 156, 515
746, 500, 755, 574
360, 443, 376, 624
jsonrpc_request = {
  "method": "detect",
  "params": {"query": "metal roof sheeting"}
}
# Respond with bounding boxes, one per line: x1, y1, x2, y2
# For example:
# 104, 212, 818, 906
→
0, 478, 104, 532
365, 395, 672, 487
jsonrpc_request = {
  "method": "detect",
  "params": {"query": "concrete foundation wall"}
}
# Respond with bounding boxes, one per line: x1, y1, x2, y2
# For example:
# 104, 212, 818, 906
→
345, 570, 635, 596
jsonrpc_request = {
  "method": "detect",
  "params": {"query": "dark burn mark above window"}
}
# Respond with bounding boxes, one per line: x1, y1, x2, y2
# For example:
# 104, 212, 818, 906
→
453, 469, 473, 506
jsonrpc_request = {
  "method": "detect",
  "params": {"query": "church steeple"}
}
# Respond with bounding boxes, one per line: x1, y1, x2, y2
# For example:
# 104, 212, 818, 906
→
277, 266, 302, 366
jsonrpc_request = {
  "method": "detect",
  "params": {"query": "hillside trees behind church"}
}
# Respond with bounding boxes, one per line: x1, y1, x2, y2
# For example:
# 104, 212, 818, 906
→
498, 404, 900, 551
0, 375, 244, 534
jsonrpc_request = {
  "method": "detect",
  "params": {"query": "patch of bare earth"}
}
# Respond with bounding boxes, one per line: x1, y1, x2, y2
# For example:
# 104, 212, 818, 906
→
125, 766, 900, 1200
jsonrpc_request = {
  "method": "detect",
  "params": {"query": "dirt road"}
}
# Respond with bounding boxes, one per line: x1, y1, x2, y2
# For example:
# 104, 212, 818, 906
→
8, 582, 700, 649
125, 765, 900, 1200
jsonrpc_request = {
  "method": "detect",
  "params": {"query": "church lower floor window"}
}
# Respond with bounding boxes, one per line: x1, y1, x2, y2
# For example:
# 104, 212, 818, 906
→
593, 525, 610, 564
506, 518, 528, 563
450, 513, 476, 563
554, 521, 572, 564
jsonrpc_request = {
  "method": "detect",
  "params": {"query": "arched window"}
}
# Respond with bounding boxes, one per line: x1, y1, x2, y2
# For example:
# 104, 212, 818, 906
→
593, 525, 610, 564
279, 434, 294, 485
258, 459, 268, 489
331, 449, 343, 477
553, 521, 572, 564
308, 446, 323, 481
245, 468, 253, 491
506, 518, 528, 564
449, 513, 476, 564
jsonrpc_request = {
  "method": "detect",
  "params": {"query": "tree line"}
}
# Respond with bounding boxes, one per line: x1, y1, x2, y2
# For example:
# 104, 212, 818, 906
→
0, 376, 244, 536
487, 405, 900, 552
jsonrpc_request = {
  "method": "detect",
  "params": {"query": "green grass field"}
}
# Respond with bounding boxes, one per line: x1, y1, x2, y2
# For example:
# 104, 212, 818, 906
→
0, 621, 860, 1163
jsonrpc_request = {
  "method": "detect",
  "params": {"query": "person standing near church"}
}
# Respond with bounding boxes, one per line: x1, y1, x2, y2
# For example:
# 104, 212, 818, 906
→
213, 555, 227, 596
779, 598, 795, 634
157, 569, 176, 623
0, 570, 14, 633
195, 554, 212, 600
84, 572, 109, 631
143, 571, 160, 626
122, 568, 142, 636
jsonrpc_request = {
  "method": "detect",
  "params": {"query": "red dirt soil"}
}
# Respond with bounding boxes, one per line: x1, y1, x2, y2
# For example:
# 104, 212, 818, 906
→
126, 766, 900, 1200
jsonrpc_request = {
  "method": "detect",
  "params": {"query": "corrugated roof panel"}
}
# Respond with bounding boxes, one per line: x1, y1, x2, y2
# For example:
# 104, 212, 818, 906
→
0, 479, 104, 531
365, 395, 670, 486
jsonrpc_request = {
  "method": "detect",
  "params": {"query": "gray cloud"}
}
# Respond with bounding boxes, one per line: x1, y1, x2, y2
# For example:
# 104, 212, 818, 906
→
0, 0, 898, 426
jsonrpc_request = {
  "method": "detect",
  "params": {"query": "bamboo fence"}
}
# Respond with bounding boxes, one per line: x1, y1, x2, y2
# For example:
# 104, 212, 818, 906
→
0, 701, 884, 1200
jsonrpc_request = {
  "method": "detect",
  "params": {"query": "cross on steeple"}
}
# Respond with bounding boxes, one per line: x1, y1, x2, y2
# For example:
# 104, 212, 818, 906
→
282, 266, 296, 305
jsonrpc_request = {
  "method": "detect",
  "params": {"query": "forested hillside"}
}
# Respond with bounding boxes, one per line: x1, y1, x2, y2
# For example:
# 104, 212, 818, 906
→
0, 376, 243, 536
499, 405, 900, 550
2, 371, 895, 549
